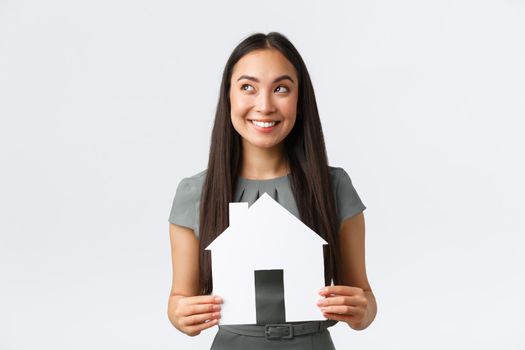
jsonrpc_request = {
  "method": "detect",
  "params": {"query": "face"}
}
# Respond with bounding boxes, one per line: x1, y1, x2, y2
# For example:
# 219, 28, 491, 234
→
229, 49, 299, 151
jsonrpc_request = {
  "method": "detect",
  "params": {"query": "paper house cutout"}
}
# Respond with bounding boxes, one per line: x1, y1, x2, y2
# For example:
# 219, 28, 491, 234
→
205, 192, 328, 325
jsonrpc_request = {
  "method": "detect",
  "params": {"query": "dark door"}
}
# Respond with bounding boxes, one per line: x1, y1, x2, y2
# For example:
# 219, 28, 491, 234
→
254, 269, 286, 324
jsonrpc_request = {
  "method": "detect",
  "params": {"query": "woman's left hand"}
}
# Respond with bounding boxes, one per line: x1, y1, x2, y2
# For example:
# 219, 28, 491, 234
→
317, 285, 369, 329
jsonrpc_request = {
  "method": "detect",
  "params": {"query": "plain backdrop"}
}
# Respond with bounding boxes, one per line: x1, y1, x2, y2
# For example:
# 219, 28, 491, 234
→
1, 0, 524, 349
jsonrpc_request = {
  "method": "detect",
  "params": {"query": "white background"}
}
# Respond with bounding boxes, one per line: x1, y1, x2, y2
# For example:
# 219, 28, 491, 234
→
1, 0, 524, 349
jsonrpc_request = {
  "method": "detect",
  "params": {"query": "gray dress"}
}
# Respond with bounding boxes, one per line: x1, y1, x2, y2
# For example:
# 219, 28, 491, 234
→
169, 166, 367, 349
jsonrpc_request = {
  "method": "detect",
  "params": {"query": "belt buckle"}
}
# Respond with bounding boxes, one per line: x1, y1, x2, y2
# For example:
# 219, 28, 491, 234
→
264, 324, 294, 339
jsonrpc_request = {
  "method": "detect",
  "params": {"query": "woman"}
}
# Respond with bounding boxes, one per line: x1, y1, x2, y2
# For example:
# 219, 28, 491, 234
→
167, 31, 377, 349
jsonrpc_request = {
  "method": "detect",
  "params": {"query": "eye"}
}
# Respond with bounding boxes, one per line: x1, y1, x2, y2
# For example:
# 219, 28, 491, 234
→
275, 85, 289, 93
241, 84, 254, 92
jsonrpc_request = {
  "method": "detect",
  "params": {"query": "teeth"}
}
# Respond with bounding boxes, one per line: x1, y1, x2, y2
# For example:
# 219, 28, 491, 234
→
252, 120, 277, 128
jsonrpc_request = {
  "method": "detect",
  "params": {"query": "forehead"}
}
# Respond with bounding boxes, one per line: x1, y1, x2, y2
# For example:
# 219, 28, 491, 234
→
231, 49, 297, 81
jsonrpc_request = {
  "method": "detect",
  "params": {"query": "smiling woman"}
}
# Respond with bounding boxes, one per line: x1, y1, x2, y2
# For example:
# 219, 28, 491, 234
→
167, 32, 376, 350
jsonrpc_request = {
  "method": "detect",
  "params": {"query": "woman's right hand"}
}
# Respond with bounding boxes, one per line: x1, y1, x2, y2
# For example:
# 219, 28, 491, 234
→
172, 295, 223, 336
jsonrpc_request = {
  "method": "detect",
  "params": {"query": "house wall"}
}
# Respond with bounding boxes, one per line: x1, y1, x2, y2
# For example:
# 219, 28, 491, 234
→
211, 241, 326, 324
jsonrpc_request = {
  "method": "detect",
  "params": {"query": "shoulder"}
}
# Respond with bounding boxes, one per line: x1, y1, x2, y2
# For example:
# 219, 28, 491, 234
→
174, 169, 207, 204
328, 165, 345, 177
169, 169, 207, 232
328, 165, 361, 194
328, 165, 367, 223
328, 166, 353, 187
178, 169, 207, 190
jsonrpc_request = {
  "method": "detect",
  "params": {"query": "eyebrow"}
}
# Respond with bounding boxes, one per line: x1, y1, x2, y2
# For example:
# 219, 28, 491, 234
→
236, 74, 295, 84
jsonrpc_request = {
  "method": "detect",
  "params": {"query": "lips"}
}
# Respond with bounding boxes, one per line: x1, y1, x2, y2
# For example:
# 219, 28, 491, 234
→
248, 119, 280, 132
248, 119, 281, 123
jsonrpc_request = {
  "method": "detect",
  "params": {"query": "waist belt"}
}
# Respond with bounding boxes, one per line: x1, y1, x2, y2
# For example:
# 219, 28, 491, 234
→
219, 320, 337, 340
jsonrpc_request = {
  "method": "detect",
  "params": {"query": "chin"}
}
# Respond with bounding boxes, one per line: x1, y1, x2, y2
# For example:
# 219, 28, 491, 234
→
247, 138, 280, 149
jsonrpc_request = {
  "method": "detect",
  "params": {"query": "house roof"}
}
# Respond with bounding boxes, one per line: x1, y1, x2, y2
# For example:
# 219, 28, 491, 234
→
206, 192, 328, 251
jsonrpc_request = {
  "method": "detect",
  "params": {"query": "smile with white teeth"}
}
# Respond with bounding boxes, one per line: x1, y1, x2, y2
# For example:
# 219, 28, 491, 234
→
251, 120, 278, 128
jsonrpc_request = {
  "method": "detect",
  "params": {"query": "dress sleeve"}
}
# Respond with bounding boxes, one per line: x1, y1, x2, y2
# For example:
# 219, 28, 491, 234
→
168, 177, 197, 231
334, 167, 367, 225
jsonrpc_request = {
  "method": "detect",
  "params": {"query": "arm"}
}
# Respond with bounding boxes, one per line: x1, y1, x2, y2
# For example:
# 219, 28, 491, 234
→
317, 212, 377, 330
167, 223, 222, 336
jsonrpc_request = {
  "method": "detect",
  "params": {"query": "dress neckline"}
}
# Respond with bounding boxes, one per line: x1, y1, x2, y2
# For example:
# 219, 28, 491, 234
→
237, 173, 291, 182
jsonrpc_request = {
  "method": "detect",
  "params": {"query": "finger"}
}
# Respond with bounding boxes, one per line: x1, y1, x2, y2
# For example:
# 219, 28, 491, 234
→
181, 312, 221, 327
181, 303, 221, 317
317, 296, 351, 307
320, 305, 362, 316
181, 295, 223, 306
185, 318, 219, 335
318, 295, 367, 307
319, 286, 363, 296
322, 312, 353, 323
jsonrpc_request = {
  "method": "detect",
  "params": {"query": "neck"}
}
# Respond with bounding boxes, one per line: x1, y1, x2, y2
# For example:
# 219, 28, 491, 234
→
240, 140, 290, 179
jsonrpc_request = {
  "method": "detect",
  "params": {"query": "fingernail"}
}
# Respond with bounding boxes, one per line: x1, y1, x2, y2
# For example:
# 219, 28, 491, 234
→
214, 297, 223, 303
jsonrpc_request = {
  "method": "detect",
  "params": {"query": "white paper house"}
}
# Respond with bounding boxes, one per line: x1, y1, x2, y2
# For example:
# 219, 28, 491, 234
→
205, 192, 328, 325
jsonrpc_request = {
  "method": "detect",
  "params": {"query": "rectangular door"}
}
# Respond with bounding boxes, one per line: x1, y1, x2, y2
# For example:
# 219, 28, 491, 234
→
254, 269, 286, 324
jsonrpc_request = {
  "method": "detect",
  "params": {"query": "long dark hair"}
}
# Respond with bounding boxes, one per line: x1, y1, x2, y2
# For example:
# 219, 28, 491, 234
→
198, 32, 340, 295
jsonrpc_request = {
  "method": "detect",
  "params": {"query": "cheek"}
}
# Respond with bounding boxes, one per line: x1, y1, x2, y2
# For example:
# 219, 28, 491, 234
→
278, 99, 298, 119
230, 94, 252, 117
230, 99, 251, 134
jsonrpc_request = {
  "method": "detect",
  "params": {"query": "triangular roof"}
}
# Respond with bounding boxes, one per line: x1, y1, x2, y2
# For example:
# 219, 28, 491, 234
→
206, 192, 327, 251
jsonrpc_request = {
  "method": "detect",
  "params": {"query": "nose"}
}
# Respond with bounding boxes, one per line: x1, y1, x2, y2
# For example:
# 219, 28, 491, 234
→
255, 90, 277, 115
